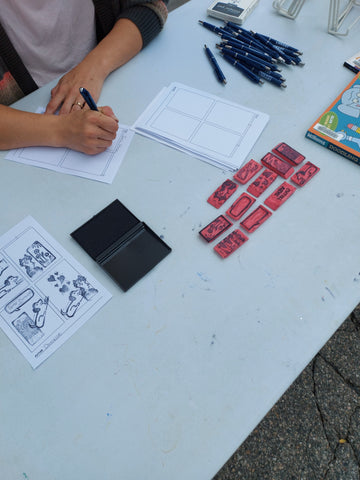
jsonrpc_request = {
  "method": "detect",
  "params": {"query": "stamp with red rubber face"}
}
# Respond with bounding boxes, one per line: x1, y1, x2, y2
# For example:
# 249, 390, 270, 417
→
240, 205, 272, 233
207, 179, 238, 208
199, 215, 233, 243
233, 159, 262, 185
214, 229, 248, 258
272, 142, 305, 166
247, 169, 278, 197
261, 152, 294, 179
226, 192, 256, 221
291, 161, 320, 187
264, 181, 296, 211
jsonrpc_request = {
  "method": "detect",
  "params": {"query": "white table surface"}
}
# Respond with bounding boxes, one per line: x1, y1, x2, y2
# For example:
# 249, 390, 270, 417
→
1, 1, 360, 479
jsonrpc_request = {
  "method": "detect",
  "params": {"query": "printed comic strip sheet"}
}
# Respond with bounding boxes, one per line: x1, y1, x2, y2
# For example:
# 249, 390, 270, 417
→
0, 217, 111, 368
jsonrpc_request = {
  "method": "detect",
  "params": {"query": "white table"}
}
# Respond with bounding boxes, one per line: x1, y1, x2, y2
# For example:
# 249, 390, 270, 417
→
1, 2, 360, 479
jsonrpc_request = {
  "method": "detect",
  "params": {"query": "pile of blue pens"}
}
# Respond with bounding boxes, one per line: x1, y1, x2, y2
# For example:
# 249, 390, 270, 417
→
199, 19, 304, 87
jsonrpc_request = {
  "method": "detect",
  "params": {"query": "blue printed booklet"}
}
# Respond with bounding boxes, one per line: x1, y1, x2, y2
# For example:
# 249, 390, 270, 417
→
306, 73, 360, 166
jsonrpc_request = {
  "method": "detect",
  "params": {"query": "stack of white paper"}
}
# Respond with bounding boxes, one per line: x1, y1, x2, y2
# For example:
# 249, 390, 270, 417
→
132, 82, 269, 171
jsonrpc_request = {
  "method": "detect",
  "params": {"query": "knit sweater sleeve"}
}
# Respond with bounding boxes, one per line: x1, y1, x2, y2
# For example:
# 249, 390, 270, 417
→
94, 0, 168, 47
118, 1, 168, 47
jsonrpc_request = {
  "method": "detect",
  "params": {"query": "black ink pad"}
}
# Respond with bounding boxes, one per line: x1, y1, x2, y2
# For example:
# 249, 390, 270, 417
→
71, 200, 171, 291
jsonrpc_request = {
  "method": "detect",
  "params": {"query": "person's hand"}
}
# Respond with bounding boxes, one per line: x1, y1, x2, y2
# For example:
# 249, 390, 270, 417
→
45, 59, 106, 115
56, 106, 119, 155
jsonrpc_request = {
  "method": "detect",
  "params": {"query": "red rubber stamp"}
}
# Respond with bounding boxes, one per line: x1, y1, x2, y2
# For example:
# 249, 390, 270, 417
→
261, 152, 294, 179
291, 161, 320, 187
233, 159, 262, 185
207, 179, 238, 208
247, 169, 278, 197
226, 192, 256, 221
214, 229, 248, 258
240, 205, 272, 233
272, 142, 305, 166
199, 215, 233, 242
264, 181, 296, 211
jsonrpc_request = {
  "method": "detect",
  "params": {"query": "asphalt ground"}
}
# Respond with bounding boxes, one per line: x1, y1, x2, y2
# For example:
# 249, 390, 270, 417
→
213, 305, 360, 480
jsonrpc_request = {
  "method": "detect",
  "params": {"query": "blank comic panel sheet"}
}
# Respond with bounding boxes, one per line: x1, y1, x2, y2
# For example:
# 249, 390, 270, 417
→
133, 83, 269, 170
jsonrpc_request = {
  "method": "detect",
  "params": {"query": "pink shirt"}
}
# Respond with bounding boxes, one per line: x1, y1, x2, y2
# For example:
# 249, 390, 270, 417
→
0, 0, 97, 86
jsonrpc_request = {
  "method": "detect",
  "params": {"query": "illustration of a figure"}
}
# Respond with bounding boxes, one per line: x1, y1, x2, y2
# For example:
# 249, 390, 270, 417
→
30, 297, 49, 329
338, 84, 360, 118
19, 254, 42, 277
0, 275, 23, 298
61, 275, 98, 318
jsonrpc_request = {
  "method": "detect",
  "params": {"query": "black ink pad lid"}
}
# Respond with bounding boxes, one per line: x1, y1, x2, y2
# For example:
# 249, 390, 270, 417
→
71, 200, 171, 291
71, 200, 140, 260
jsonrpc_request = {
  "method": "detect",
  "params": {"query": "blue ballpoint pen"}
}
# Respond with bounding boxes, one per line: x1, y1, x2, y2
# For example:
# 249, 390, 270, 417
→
218, 32, 276, 62
218, 46, 278, 71
276, 47, 304, 65
198, 20, 223, 35
250, 30, 303, 55
225, 21, 243, 31
204, 44, 227, 84
251, 68, 287, 88
221, 53, 264, 85
231, 26, 287, 62
218, 48, 271, 72
218, 41, 276, 64
265, 42, 294, 65
79, 87, 98, 111
222, 31, 281, 62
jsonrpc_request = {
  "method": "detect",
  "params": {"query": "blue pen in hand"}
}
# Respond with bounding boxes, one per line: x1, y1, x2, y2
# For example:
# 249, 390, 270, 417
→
204, 44, 227, 85
79, 87, 98, 111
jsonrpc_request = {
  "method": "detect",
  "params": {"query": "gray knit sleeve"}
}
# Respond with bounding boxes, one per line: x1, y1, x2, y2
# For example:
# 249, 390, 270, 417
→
116, 0, 168, 47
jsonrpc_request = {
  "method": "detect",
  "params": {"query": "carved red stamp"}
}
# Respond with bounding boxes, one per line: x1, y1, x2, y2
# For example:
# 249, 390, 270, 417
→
264, 181, 296, 211
233, 159, 262, 185
207, 179, 238, 208
226, 192, 256, 221
199, 215, 233, 242
291, 161, 320, 187
214, 229, 248, 258
272, 142, 305, 166
261, 152, 294, 179
247, 169, 278, 197
240, 205, 272, 233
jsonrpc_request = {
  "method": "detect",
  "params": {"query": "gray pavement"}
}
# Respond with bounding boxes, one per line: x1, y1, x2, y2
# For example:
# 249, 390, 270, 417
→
213, 306, 360, 480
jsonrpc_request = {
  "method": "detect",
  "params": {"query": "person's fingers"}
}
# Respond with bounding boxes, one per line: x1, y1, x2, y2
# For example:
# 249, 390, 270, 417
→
98, 106, 119, 124
59, 95, 80, 115
71, 101, 86, 112
45, 86, 64, 114
81, 137, 114, 155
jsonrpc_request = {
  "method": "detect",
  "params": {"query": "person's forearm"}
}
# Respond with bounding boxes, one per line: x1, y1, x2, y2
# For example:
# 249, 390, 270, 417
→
83, 18, 143, 80
0, 105, 60, 150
